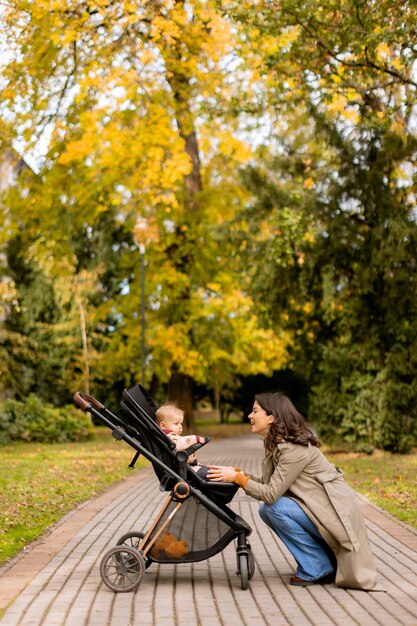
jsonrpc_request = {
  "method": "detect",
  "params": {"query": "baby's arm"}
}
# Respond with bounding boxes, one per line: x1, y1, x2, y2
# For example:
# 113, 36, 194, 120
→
172, 434, 205, 451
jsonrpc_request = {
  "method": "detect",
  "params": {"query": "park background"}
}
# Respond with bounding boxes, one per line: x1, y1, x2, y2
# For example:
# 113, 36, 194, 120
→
0, 0, 416, 572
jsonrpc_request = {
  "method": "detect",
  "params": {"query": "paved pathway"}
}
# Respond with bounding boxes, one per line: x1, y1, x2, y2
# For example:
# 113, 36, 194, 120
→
1, 434, 417, 626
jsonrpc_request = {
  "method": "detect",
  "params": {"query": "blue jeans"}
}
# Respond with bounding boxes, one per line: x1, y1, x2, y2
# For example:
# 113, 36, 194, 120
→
259, 496, 336, 581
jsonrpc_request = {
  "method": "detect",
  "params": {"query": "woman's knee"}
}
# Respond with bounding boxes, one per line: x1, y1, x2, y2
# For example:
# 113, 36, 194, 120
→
260, 497, 298, 526
262, 498, 298, 532
259, 502, 271, 523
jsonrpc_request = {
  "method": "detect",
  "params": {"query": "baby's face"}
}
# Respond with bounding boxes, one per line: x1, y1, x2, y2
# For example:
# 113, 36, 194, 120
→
164, 415, 183, 435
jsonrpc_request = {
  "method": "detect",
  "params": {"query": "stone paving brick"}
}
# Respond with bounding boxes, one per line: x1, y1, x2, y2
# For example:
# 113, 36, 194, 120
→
1, 435, 417, 626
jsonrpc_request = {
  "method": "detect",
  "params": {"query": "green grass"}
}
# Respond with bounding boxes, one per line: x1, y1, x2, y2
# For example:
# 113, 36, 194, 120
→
0, 429, 148, 568
325, 446, 417, 529
1, 424, 416, 570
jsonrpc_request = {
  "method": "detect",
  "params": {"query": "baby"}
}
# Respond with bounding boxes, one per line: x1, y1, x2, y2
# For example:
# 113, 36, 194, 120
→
156, 402, 207, 475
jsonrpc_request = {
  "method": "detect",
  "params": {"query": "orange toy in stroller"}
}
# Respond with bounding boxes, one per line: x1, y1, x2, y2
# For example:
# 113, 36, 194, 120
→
73, 384, 255, 592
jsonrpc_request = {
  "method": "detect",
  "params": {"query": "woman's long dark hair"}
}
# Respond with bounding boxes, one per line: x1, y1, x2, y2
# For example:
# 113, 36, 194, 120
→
255, 392, 320, 452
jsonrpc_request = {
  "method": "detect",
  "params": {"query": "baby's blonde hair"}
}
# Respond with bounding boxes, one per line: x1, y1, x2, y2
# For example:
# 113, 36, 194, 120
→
156, 402, 184, 424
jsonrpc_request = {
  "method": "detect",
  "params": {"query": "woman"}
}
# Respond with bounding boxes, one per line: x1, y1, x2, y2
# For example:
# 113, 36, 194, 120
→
207, 392, 381, 590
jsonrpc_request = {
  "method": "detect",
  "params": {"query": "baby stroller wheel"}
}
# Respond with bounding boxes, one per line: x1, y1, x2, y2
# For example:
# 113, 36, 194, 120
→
237, 553, 249, 590
116, 531, 152, 569
247, 544, 255, 580
100, 546, 145, 593
236, 545, 255, 590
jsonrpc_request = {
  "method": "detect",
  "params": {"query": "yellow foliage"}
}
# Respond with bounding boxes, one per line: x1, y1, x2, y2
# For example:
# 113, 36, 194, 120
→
391, 57, 405, 71
0, 278, 17, 306
149, 324, 205, 380
328, 93, 346, 114
274, 25, 301, 51
57, 136, 96, 164
147, 282, 292, 384
346, 88, 359, 102
124, 1, 138, 13
376, 42, 391, 60
62, 29, 78, 45
171, 3, 188, 27
0, 0, 295, 396
140, 50, 156, 65
217, 133, 252, 162
152, 16, 182, 45
393, 166, 410, 182
153, 192, 179, 208
250, 23, 300, 57
1, 88, 15, 101
126, 13, 140, 25
343, 109, 360, 123
258, 34, 281, 56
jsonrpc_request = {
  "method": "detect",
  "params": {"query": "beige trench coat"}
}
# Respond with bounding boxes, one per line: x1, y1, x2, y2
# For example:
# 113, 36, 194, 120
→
244, 441, 382, 590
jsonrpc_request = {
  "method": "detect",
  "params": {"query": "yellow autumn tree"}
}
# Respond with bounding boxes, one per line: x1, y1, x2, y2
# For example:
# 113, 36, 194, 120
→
0, 0, 291, 421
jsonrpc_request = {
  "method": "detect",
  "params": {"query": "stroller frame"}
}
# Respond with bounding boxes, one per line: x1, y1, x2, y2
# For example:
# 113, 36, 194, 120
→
74, 385, 255, 592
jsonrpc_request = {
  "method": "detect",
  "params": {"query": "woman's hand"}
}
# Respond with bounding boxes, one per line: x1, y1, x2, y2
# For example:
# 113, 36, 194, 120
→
207, 465, 239, 482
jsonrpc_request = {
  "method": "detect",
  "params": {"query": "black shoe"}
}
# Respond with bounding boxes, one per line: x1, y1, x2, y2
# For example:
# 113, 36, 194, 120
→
317, 571, 336, 584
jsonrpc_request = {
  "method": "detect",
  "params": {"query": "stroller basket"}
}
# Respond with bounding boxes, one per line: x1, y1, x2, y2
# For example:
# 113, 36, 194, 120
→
74, 386, 255, 592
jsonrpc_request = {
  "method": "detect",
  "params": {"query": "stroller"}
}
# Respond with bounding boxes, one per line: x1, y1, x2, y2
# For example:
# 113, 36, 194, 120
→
73, 384, 255, 592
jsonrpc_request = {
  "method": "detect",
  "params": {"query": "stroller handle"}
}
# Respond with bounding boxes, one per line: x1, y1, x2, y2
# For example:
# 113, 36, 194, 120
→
73, 391, 105, 411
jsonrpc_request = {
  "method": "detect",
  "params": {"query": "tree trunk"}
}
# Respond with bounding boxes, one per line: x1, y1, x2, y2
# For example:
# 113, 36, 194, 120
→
149, 373, 159, 400
165, 60, 203, 426
168, 369, 195, 430
214, 375, 221, 422
162, 3, 204, 429
77, 296, 89, 395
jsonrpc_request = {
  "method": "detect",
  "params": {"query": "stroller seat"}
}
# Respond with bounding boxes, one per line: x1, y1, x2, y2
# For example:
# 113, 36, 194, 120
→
120, 384, 239, 506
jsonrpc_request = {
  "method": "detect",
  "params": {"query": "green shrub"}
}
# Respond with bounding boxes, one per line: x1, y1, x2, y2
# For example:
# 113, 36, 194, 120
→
0, 400, 20, 444
375, 377, 417, 453
311, 357, 417, 454
0, 394, 93, 444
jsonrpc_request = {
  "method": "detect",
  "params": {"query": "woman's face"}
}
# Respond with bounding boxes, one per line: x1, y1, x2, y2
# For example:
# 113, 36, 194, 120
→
248, 400, 273, 438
